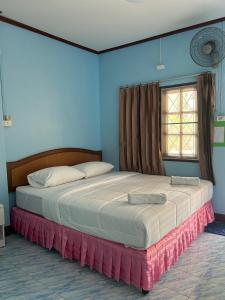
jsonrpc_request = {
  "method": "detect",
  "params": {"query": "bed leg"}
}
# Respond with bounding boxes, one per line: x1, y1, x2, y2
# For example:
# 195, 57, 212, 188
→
142, 289, 150, 295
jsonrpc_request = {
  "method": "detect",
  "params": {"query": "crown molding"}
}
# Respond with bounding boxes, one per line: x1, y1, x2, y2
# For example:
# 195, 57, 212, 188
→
99, 16, 225, 53
0, 15, 98, 54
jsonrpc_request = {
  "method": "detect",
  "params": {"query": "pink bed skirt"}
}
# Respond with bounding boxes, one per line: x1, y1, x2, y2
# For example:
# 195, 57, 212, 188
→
11, 201, 214, 291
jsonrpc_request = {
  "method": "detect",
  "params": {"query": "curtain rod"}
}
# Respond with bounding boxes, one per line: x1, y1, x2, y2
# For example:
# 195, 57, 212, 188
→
120, 71, 211, 89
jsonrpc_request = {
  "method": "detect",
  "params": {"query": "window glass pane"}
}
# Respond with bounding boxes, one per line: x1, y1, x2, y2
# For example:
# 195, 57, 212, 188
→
166, 124, 180, 134
166, 114, 181, 124
167, 91, 180, 112
182, 135, 197, 157
182, 90, 197, 112
181, 123, 197, 134
167, 135, 180, 156
181, 113, 197, 123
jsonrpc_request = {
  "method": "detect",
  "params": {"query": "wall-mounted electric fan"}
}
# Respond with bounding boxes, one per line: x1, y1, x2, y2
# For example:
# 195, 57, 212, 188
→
190, 27, 225, 67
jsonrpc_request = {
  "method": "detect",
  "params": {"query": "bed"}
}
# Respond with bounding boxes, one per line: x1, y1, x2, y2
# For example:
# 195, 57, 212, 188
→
8, 148, 214, 293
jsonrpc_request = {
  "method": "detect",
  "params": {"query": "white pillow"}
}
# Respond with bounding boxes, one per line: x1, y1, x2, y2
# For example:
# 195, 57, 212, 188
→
73, 161, 114, 178
27, 166, 85, 188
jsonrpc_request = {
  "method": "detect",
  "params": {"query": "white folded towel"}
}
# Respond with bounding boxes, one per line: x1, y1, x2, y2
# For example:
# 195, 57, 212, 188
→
171, 176, 200, 186
128, 193, 167, 205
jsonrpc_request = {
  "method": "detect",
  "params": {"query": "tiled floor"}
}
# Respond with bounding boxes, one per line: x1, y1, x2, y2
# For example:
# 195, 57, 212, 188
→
0, 233, 225, 300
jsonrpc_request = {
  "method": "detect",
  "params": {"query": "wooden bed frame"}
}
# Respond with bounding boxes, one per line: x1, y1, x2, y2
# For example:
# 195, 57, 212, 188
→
8, 148, 214, 294
7, 148, 102, 192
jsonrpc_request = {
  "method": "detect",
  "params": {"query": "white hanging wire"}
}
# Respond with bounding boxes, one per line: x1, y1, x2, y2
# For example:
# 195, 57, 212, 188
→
220, 21, 224, 114
159, 38, 162, 64
0, 51, 5, 119
215, 65, 218, 114
214, 22, 223, 116
219, 53, 222, 114
216, 55, 221, 115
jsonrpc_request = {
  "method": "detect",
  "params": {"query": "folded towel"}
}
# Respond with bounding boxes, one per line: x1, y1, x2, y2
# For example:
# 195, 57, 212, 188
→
128, 193, 167, 205
171, 176, 200, 186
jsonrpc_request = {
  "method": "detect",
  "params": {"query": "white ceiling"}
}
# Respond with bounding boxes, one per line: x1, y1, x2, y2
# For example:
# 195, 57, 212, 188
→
0, 0, 225, 51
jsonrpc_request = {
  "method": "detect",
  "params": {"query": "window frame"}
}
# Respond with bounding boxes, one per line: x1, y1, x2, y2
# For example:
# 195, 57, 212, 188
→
160, 82, 199, 163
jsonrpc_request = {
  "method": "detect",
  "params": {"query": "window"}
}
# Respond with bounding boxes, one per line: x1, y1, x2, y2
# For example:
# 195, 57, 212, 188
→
161, 84, 198, 161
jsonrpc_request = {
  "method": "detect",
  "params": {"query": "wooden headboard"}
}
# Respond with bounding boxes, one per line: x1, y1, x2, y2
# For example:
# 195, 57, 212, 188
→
7, 148, 102, 192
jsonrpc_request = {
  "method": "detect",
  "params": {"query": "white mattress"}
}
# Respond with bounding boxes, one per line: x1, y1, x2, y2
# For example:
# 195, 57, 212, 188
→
16, 171, 213, 249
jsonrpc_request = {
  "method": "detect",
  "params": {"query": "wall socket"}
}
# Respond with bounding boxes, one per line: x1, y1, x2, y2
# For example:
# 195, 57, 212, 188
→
3, 115, 12, 127
156, 64, 166, 71
3, 119, 12, 127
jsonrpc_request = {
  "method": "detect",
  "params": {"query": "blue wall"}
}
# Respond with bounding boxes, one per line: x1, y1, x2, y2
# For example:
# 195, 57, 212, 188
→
1, 19, 225, 224
99, 23, 225, 215
0, 73, 9, 225
0, 22, 100, 224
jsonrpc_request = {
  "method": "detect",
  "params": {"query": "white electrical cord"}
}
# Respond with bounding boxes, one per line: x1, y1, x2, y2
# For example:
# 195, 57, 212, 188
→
159, 38, 162, 64
220, 21, 224, 114
0, 51, 5, 119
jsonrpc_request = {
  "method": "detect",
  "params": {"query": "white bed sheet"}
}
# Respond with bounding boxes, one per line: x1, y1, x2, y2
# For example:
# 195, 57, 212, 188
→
16, 186, 44, 216
16, 172, 213, 249
16, 173, 119, 216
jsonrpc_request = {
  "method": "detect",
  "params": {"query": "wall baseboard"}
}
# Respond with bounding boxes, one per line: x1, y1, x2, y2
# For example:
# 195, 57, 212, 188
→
214, 213, 225, 223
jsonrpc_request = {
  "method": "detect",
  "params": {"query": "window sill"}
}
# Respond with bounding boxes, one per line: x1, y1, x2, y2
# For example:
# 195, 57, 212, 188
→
163, 157, 199, 163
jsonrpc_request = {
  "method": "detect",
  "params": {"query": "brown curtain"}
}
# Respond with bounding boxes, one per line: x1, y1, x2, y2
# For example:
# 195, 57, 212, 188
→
119, 83, 165, 175
197, 73, 216, 184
